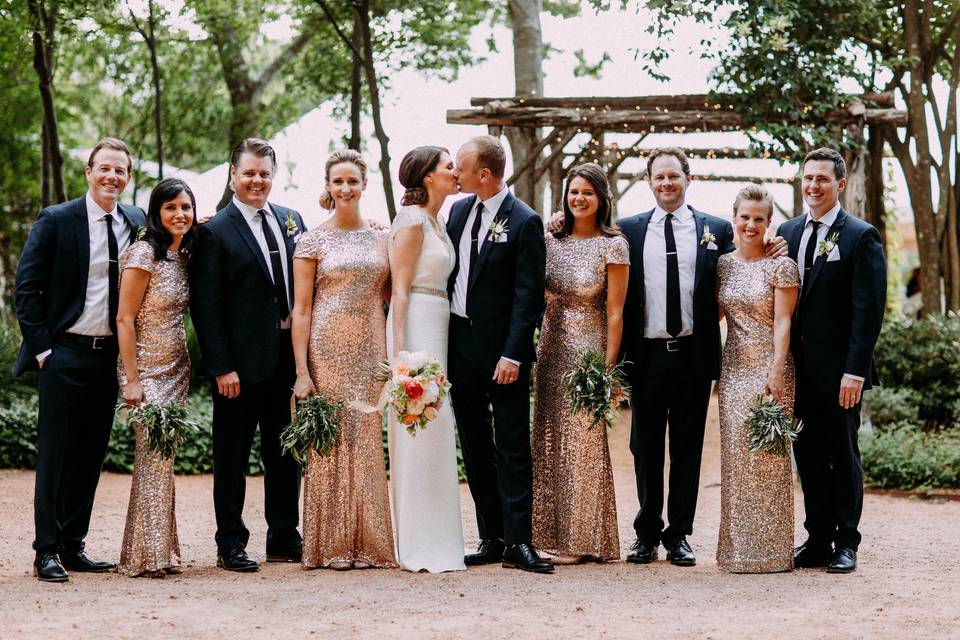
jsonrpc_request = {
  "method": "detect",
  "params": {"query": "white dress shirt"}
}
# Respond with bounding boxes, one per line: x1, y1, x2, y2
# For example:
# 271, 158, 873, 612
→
233, 196, 292, 326
797, 201, 841, 284
67, 192, 132, 336
642, 203, 697, 338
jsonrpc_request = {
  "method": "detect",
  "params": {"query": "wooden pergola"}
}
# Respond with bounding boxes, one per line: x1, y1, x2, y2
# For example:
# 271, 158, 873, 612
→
447, 94, 907, 219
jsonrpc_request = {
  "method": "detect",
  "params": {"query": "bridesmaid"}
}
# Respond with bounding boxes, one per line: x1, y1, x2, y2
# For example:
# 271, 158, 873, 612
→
116, 178, 195, 578
716, 184, 799, 573
291, 150, 396, 571
532, 163, 629, 564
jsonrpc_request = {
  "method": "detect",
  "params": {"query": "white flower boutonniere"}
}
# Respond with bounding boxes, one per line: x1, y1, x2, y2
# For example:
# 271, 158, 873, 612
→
489, 218, 509, 243
135, 226, 147, 241
817, 232, 840, 258
700, 225, 716, 247
285, 212, 298, 237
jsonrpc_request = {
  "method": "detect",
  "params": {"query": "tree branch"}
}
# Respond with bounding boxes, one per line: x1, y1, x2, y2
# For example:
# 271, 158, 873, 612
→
312, 0, 362, 59
253, 28, 315, 102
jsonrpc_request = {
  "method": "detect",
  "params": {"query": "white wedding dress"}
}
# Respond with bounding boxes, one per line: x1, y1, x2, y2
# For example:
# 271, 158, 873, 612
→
386, 205, 466, 572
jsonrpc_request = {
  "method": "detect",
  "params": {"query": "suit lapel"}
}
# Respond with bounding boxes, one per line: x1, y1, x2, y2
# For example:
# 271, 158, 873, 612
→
803, 208, 847, 299
785, 216, 805, 261
117, 204, 141, 243
631, 212, 651, 306
692, 209, 707, 292
73, 198, 91, 294
468, 193, 513, 292
270, 204, 296, 302
227, 202, 273, 284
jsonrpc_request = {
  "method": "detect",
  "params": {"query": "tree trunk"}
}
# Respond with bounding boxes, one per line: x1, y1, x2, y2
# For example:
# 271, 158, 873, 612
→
349, 11, 362, 150
355, 0, 396, 220
146, 0, 164, 179
29, 0, 65, 205
865, 125, 887, 248
506, 0, 544, 212
842, 123, 867, 218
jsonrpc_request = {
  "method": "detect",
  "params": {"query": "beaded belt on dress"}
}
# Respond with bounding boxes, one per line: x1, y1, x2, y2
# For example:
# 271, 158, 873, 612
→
410, 286, 448, 299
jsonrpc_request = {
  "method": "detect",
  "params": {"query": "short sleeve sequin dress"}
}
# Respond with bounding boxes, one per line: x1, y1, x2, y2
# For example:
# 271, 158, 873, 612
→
117, 240, 190, 577
716, 254, 800, 573
294, 226, 396, 569
532, 233, 629, 561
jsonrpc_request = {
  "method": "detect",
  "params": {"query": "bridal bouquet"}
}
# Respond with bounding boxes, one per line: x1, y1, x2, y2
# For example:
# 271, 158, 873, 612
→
379, 351, 451, 436
562, 349, 630, 430
115, 402, 199, 460
743, 395, 803, 457
279, 394, 343, 464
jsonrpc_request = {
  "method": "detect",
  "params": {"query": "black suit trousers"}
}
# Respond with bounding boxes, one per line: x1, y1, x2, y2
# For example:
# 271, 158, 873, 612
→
211, 334, 301, 553
629, 341, 712, 545
33, 340, 118, 554
448, 317, 533, 546
793, 364, 864, 550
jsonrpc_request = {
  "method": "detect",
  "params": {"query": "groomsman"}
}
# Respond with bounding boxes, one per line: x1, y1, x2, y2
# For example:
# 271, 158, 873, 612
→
15, 138, 145, 582
619, 148, 736, 567
782, 148, 885, 574
191, 138, 306, 572
447, 135, 552, 573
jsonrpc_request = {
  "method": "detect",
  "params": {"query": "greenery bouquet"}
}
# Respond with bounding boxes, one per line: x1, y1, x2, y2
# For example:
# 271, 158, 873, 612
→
562, 349, 630, 430
115, 402, 199, 460
280, 394, 343, 464
743, 395, 803, 456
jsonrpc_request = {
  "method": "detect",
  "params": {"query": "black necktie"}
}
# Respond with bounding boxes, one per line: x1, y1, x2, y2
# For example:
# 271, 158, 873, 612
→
258, 209, 289, 320
469, 203, 485, 275
802, 219, 822, 292
106, 215, 119, 335
664, 213, 681, 338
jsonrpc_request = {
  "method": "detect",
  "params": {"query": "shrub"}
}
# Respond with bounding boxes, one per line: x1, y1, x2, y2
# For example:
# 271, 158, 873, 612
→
0, 394, 39, 468
861, 423, 960, 490
863, 386, 921, 429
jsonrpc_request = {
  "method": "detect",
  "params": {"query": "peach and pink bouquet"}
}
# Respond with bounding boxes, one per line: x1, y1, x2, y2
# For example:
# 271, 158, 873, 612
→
378, 350, 451, 436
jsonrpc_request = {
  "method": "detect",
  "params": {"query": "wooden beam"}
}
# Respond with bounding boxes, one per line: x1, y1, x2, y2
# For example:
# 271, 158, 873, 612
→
506, 127, 567, 187
531, 127, 580, 184
469, 92, 895, 109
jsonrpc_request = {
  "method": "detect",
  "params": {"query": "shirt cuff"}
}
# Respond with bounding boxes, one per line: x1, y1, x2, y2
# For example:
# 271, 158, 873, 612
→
500, 356, 521, 367
842, 373, 865, 382
36, 349, 52, 366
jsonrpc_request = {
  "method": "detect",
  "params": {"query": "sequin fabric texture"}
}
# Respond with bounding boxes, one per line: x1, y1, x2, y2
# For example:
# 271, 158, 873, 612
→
716, 254, 800, 573
294, 226, 396, 569
117, 241, 189, 577
532, 233, 629, 561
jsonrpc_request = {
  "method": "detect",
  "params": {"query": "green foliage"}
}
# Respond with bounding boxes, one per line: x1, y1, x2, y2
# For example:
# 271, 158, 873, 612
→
743, 394, 802, 456
572, 49, 611, 79
562, 349, 629, 430
873, 314, 960, 429
863, 386, 921, 430
279, 394, 343, 463
861, 424, 960, 490
0, 394, 40, 469
116, 402, 200, 460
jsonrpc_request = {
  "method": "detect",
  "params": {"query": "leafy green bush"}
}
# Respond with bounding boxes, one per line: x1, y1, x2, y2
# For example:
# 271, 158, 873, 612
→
863, 386, 921, 429
861, 423, 960, 490
0, 394, 39, 468
874, 313, 960, 428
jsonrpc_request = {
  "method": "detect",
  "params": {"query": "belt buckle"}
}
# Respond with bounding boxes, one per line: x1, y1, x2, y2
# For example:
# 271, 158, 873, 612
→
91, 336, 105, 350
665, 339, 679, 352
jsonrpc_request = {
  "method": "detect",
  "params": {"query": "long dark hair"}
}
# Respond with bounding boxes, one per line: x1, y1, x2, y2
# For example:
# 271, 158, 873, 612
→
555, 163, 620, 239
144, 178, 196, 260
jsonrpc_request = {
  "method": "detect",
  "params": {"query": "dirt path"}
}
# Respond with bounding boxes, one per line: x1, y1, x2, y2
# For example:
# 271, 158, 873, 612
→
2, 398, 958, 639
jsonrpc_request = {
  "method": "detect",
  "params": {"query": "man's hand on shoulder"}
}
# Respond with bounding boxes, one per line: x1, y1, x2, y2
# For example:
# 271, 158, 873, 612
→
546, 211, 563, 234
764, 235, 788, 258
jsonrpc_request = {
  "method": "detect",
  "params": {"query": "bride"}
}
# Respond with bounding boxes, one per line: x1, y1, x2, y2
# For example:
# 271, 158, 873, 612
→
386, 146, 465, 572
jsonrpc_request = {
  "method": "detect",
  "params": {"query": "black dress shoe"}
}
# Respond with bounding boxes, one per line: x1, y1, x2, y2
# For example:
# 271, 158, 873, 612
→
266, 540, 303, 563
826, 547, 857, 574
664, 538, 696, 566
501, 543, 554, 574
217, 548, 259, 572
793, 541, 833, 568
465, 538, 505, 566
60, 550, 115, 573
33, 552, 68, 583
626, 539, 659, 564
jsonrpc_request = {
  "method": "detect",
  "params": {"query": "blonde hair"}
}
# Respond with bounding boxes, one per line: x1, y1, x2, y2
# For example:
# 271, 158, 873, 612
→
732, 183, 774, 221
319, 149, 368, 210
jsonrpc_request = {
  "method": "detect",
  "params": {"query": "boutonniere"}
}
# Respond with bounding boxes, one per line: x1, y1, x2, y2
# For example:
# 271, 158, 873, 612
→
285, 212, 298, 237
700, 225, 716, 247
489, 218, 509, 243
817, 232, 840, 258
135, 226, 147, 241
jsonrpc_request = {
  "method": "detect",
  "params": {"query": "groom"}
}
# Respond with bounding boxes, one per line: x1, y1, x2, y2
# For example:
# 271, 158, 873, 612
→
447, 135, 552, 573
782, 147, 885, 574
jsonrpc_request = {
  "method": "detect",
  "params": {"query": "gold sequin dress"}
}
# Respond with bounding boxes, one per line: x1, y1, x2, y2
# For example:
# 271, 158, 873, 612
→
532, 233, 629, 561
117, 241, 189, 577
716, 254, 800, 573
294, 226, 396, 569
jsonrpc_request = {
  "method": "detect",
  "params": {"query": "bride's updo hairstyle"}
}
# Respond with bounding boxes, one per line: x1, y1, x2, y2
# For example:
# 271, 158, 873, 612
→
399, 146, 448, 206
319, 149, 368, 210
732, 183, 775, 222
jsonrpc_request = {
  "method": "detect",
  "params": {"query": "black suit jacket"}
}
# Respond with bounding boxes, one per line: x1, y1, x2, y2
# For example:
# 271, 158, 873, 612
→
619, 207, 735, 381
446, 192, 546, 371
781, 207, 885, 395
189, 201, 306, 384
14, 196, 146, 376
